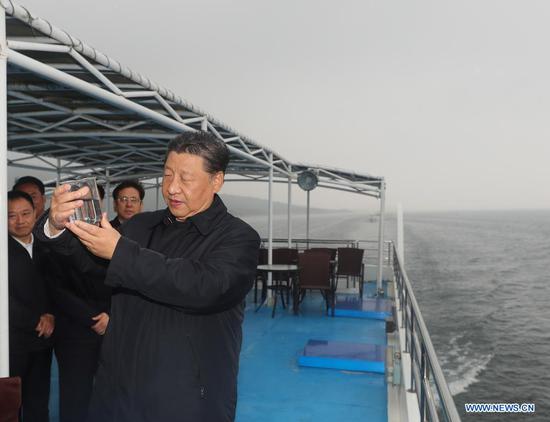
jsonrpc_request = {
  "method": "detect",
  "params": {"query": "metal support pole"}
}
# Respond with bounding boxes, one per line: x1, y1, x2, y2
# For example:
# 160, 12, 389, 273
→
56, 158, 61, 184
287, 173, 292, 248
0, 5, 9, 377
155, 177, 160, 210
267, 153, 273, 300
376, 180, 386, 295
409, 308, 416, 392
397, 203, 404, 267
306, 190, 310, 249
105, 168, 110, 219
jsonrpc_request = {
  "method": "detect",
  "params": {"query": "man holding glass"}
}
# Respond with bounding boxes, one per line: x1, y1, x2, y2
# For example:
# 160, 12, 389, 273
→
35, 131, 260, 422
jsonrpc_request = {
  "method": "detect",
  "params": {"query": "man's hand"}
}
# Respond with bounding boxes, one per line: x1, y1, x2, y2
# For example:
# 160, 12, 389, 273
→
48, 184, 89, 235
91, 312, 109, 336
66, 213, 121, 260
35, 313, 55, 338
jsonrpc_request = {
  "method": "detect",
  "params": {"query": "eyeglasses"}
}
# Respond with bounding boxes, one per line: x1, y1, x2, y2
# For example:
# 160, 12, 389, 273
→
117, 196, 141, 204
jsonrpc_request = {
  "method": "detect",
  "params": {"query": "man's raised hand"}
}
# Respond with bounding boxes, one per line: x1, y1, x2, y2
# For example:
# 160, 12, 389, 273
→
48, 184, 90, 235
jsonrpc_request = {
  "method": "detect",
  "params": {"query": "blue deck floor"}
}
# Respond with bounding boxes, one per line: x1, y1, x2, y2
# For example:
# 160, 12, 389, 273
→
48, 284, 388, 422
236, 286, 388, 422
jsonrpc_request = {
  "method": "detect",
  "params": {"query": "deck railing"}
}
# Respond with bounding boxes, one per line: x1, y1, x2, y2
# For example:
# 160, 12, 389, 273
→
259, 238, 393, 268
392, 245, 462, 422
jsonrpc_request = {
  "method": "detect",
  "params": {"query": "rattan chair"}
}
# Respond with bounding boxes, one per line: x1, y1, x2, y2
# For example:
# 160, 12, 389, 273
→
0, 376, 21, 422
308, 247, 337, 260
335, 248, 365, 297
272, 248, 299, 265
272, 248, 298, 305
254, 248, 268, 303
296, 251, 335, 316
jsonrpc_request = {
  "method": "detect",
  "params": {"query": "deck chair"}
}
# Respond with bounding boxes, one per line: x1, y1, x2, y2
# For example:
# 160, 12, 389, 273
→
309, 247, 337, 261
335, 248, 365, 297
0, 376, 21, 422
297, 251, 335, 316
254, 248, 268, 303
271, 248, 299, 306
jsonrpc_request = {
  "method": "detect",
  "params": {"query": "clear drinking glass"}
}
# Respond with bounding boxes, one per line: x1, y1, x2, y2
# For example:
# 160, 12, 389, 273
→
65, 177, 102, 225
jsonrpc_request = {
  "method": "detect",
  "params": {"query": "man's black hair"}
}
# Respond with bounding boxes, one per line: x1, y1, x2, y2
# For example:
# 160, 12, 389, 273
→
112, 179, 145, 201
165, 131, 230, 175
8, 190, 35, 209
13, 175, 45, 195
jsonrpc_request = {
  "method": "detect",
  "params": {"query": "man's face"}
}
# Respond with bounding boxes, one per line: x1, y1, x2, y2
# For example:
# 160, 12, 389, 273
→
8, 198, 36, 241
16, 183, 46, 216
162, 152, 223, 221
113, 187, 143, 222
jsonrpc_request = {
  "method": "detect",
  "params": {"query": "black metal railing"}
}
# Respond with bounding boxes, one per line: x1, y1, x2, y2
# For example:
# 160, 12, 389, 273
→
260, 238, 393, 267
392, 245, 461, 422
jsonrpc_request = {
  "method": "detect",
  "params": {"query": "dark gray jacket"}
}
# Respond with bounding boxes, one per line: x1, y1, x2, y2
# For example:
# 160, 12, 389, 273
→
35, 195, 260, 421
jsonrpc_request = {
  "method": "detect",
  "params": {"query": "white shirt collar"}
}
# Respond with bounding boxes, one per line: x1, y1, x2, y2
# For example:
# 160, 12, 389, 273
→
11, 233, 34, 259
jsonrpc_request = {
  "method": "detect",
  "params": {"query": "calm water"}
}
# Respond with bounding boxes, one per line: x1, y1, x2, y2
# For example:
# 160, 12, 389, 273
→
246, 209, 550, 421
404, 210, 550, 421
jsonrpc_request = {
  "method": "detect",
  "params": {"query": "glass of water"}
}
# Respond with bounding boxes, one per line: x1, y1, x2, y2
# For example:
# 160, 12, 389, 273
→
65, 177, 102, 225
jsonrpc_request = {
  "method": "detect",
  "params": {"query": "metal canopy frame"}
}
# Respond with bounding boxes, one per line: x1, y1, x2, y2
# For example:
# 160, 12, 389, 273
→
0, 1, 387, 376
1, 0, 382, 196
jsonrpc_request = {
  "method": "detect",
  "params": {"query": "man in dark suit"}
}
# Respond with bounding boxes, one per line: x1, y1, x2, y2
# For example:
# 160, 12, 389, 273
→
109, 180, 144, 230
7, 190, 54, 422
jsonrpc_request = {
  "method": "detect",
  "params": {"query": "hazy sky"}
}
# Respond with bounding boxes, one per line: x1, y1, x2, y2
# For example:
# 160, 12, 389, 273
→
9, 0, 550, 212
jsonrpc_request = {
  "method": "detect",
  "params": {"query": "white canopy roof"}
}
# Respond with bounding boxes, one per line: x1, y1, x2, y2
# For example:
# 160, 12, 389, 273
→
2, 0, 383, 197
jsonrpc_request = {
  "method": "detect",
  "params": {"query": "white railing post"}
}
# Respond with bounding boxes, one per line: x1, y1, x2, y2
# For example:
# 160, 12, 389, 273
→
376, 180, 386, 295
306, 190, 310, 248
287, 172, 292, 248
267, 153, 273, 300
0, 5, 10, 376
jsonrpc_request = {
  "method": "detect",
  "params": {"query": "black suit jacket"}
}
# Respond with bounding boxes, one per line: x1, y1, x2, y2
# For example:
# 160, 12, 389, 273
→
109, 217, 121, 231
8, 236, 52, 353
47, 253, 112, 342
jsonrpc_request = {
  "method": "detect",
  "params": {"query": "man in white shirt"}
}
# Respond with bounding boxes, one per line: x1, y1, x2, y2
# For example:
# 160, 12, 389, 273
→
8, 190, 54, 422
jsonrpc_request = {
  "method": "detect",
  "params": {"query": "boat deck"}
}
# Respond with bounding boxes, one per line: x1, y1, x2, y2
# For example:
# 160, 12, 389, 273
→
236, 283, 388, 422
47, 283, 389, 422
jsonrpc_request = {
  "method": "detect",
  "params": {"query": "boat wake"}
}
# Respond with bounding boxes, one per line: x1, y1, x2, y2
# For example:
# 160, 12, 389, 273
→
438, 335, 493, 396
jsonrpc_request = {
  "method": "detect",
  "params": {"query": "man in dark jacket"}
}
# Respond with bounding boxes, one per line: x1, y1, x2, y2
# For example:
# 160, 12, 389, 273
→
8, 190, 54, 422
109, 179, 144, 230
35, 131, 260, 422
46, 249, 111, 422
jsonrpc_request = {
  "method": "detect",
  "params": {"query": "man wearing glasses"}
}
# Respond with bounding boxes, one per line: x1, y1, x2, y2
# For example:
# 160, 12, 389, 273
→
110, 180, 145, 230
